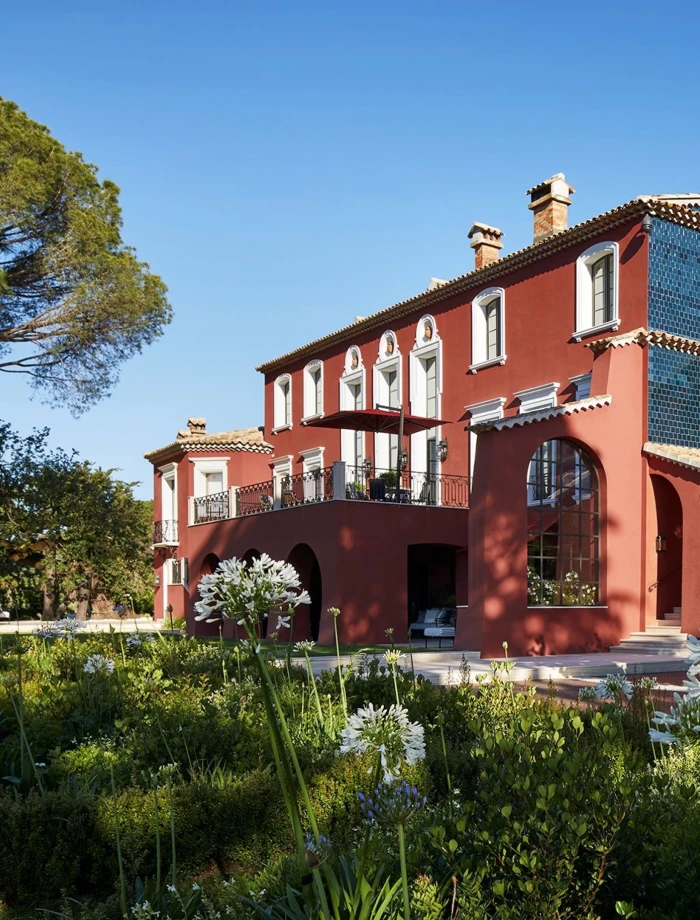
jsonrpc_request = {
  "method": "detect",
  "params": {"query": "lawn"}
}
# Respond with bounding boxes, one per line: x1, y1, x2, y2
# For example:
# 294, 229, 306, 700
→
0, 619, 699, 920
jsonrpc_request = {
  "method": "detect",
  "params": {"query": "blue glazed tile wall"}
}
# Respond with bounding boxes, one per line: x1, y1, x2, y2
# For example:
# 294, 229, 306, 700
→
648, 219, 700, 447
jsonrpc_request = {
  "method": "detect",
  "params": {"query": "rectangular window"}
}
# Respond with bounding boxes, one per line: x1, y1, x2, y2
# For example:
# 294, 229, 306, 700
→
204, 471, 224, 495
351, 382, 362, 469
485, 300, 501, 360
592, 254, 614, 326
387, 369, 398, 469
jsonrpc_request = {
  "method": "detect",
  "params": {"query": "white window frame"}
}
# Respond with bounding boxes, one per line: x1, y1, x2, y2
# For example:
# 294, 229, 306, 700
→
574, 241, 620, 341
515, 382, 560, 415
373, 333, 402, 473
470, 287, 506, 373
158, 462, 178, 530
569, 372, 592, 401
340, 348, 366, 473
300, 446, 326, 501
410, 317, 442, 492
189, 457, 230, 498
271, 454, 293, 508
273, 374, 293, 433
302, 360, 324, 422
465, 397, 506, 479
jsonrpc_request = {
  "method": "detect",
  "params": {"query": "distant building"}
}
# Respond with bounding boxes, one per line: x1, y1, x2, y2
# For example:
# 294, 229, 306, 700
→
145, 174, 700, 657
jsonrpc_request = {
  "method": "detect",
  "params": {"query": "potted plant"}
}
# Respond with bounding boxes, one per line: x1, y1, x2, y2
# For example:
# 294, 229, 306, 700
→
379, 470, 397, 487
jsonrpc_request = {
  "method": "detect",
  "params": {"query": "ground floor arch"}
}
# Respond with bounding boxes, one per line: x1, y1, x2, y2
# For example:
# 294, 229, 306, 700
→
286, 543, 322, 642
650, 474, 683, 619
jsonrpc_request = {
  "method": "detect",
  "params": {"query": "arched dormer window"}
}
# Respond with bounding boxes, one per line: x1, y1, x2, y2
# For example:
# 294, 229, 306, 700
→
273, 374, 292, 432
343, 346, 363, 376
574, 241, 619, 340
302, 360, 323, 421
415, 314, 437, 348
378, 330, 399, 361
527, 439, 600, 606
470, 288, 506, 373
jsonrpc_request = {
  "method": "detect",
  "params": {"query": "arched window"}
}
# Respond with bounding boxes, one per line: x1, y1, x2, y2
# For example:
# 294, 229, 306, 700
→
303, 360, 323, 420
526, 439, 600, 606
273, 374, 292, 431
574, 241, 619, 339
470, 288, 506, 372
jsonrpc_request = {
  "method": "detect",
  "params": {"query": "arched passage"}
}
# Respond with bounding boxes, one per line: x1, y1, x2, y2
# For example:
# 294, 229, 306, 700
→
650, 475, 683, 619
287, 543, 322, 642
241, 547, 261, 566
200, 552, 220, 577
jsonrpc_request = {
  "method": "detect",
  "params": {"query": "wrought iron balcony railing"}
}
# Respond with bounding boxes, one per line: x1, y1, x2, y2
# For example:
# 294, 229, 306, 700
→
193, 491, 230, 524
279, 467, 334, 507
345, 467, 470, 508
153, 519, 179, 544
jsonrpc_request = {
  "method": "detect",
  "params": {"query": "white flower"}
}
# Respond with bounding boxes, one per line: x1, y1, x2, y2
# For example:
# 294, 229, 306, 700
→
194, 554, 310, 626
276, 615, 291, 630
340, 703, 425, 782
294, 640, 316, 653
383, 650, 403, 667
577, 686, 597, 701
683, 673, 700, 699
595, 674, 632, 701
83, 654, 115, 675
36, 618, 85, 640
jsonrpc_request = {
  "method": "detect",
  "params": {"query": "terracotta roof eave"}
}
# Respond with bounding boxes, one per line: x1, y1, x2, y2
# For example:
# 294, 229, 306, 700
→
586, 328, 700, 355
144, 439, 273, 463
256, 196, 700, 375
643, 442, 700, 473
469, 395, 612, 433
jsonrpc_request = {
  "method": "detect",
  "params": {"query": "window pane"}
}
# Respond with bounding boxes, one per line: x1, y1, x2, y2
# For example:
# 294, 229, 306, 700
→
485, 299, 501, 359
591, 254, 613, 326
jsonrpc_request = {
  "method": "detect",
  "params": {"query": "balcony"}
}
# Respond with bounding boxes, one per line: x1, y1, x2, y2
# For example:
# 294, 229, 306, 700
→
153, 519, 179, 545
187, 462, 470, 523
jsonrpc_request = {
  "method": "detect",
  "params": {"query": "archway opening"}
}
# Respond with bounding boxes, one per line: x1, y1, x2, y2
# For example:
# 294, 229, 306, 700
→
526, 439, 600, 606
200, 552, 220, 577
651, 475, 683, 619
286, 544, 322, 642
407, 544, 458, 644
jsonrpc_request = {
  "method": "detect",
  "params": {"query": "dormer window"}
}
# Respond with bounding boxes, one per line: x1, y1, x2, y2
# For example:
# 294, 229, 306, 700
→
273, 374, 292, 432
302, 361, 323, 421
415, 315, 437, 347
470, 288, 506, 373
574, 241, 619, 340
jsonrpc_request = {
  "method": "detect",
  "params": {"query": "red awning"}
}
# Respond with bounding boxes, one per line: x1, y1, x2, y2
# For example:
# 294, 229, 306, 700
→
304, 409, 450, 436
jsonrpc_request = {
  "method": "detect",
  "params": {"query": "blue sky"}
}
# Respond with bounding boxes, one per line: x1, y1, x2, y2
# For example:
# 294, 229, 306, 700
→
2, 0, 700, 498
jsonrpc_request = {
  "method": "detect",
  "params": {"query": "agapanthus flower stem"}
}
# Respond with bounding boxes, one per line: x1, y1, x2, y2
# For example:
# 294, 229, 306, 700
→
398, 822, 412, 920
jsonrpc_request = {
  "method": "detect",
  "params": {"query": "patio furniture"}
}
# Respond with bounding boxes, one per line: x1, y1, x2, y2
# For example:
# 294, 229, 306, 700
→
369, 478, 386, 501
408, 607, 455, 644
423, 625, 456, 648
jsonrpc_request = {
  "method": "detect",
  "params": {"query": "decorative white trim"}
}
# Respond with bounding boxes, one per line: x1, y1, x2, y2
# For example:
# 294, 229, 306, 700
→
515, 382, 560, 415
471, 287, 506, 371
414, 314, 438, 348
299, 446, 326, 460
465, 397, 506, 478
470, 394, 612, 433
373, 350, 403, 469
574, 241, 619, 340
302, 360, 324, 421
339, 367, 366, 468
377, 330, 400, 360
188, 456, 230, 464
270, 454, 294, 469
572, 319, 620, 343
343, 346, 364, 375
158, 462, 177, 475
189, 458, 229, 498
273, 373, 292, 431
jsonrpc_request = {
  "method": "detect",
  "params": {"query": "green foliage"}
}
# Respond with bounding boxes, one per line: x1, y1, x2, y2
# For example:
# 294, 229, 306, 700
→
0, 97, 171, 411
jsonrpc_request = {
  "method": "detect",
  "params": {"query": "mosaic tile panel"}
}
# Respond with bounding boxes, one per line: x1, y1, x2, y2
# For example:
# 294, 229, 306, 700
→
648, 218, 700, 448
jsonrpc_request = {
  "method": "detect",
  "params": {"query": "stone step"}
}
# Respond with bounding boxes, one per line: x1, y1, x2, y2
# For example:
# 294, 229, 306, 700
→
639, 626, 685, 636
618, 636, 687, 647
609, 643, 689, 657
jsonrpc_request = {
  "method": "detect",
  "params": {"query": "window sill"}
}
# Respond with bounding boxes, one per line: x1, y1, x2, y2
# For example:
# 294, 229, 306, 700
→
271, 424, 293, 435
572, 319, 619, 342
527, 605, 607, 610
301, 413, 324, 424
468, 354, 507, 374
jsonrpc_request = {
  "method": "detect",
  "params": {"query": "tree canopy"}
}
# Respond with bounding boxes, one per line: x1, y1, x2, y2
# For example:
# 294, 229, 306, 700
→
0, 422, 153, 618
0, 98, 171, 412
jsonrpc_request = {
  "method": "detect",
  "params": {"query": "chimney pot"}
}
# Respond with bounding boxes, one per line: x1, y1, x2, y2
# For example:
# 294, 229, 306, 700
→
187, 417, 207, 435
526, 173, 575, 242
468, 222, 505, 270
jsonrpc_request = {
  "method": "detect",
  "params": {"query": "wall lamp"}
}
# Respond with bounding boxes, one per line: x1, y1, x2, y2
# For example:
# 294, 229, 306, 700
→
655, 534, 667, 553
154, 574, 161, 587
362, 457, 373, 478
438, 438, 449, 462
400, 448, 409, 470
642, 214, 653, 235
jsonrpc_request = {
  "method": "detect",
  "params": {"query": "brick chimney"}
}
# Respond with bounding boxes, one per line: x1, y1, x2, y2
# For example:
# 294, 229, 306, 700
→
527, 173, 575, 242
186, 417, 207, 436
468, 222, 504, 270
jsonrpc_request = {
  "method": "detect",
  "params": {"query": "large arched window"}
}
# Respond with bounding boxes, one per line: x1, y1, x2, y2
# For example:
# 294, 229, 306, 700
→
526, 439, 600, 606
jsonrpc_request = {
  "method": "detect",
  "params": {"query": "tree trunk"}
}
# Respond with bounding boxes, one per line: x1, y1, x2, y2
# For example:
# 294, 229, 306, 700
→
42, 583, 55, 620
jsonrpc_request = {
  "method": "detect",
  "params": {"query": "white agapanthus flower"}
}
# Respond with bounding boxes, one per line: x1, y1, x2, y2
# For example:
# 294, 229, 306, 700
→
595, 673, 633, 701
83, 654, 115, 675
650, 691, 700, 745
383, 650, 403, 667
577, 686, 597, 701
37, 618, 85, 640
276, 615, 291, 630
126, 633, 156, 649
294, 640, 316, 653
194, 554, 310, 628
340, 703, 425, 782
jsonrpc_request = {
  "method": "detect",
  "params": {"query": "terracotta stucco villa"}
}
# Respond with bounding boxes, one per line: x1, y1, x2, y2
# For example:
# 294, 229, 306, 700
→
146, 174, 700, 657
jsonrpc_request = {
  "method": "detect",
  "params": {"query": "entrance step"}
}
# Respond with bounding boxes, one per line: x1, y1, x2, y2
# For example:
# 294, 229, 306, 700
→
610, 631, 689, 656
645, 625, 684, 636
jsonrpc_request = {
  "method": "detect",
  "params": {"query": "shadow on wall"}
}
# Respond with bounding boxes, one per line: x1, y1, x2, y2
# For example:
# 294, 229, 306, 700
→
649, 475, 683, 619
